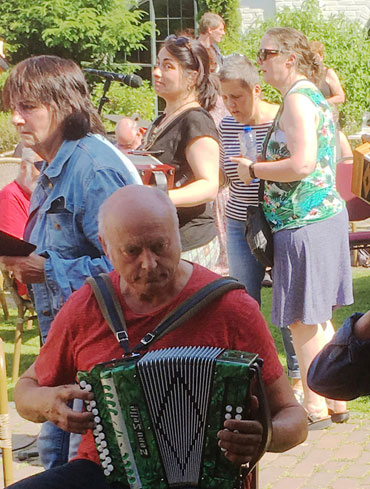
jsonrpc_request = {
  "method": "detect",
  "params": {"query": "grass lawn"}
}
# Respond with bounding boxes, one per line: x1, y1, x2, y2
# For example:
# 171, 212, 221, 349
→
1, 267, 369, 409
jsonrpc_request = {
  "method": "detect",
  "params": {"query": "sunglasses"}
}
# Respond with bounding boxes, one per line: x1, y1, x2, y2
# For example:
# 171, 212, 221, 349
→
165, 35, 197, 64
257, 48, 281, 62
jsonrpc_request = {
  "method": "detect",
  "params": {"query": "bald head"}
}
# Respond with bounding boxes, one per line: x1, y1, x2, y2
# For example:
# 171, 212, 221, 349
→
115, 117, 142, 152
98, 185, 179, 242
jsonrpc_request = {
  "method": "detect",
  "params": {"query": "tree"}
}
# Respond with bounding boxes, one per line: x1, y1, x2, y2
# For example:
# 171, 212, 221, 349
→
0, 0, 152, 67
224, 0, 370, 134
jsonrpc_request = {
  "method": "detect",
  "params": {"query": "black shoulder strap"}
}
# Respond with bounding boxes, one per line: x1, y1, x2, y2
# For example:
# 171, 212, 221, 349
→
86, 274, 245, 356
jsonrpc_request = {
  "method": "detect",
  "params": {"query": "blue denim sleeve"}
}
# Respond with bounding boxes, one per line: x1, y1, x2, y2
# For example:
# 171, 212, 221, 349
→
308, 312, 370, 400
43, 167, 136, 312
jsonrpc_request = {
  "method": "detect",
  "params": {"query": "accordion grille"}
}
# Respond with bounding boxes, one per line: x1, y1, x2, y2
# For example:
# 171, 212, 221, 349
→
137, 346, 222, 485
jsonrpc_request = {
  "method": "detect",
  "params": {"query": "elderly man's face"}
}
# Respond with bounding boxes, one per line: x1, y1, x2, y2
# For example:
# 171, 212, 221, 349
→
104, 209, 181, 299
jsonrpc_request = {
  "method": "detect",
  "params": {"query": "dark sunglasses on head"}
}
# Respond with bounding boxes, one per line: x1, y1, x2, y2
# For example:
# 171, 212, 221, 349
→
257, 48, 281, 62
165, 35, 197, 63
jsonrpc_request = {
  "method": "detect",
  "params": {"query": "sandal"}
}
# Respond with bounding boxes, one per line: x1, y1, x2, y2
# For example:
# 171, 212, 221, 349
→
307, 412, 332, 431
328, 409, 350, 423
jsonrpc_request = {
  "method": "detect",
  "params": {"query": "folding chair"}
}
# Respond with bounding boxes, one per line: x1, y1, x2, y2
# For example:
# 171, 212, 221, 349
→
0, 338, 13, 487
336, 161, 370, 264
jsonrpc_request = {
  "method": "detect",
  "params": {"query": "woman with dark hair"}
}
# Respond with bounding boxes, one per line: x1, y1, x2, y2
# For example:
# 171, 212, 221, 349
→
0, 54, 141, 468
142, 36, 220, 268
236, 27, 353, 429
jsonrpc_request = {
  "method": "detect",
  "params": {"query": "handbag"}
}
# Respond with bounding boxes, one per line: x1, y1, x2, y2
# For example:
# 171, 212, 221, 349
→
245, 179, 274, 268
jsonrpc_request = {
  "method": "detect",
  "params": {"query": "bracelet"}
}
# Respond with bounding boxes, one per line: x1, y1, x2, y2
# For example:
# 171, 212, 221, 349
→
249, 162, 257, 180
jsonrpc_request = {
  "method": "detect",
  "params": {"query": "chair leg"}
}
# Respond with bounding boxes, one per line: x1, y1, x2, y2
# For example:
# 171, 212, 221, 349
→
0, 291, 9, 321
12, 307, 24, 384
0, 338, 14, 487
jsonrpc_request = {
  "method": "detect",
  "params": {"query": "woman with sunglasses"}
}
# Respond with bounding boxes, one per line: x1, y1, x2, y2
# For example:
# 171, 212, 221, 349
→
142, 35, 220, 268
236, 27, 353, 429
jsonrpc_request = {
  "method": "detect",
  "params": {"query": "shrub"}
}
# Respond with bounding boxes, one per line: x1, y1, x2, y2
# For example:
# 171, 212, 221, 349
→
89, 79, 155, 131
0, 112, 18, 153
222, 0, 370, 135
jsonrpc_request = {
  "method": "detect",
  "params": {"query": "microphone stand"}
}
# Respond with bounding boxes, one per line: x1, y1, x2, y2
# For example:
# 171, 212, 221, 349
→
97, 78, 112, 115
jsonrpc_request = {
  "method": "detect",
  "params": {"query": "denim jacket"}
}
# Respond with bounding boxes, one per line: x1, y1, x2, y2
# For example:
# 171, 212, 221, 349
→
28, 134, 141, 341
308, 312, 369, 401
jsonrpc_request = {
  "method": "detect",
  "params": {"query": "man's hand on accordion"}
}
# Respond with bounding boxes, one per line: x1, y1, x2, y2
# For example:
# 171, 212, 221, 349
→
217, 417, 263, 466
41, 384, 96, 434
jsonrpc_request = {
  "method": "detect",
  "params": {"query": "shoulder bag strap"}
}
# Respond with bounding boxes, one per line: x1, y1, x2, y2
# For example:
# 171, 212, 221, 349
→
132, 277, 245, 354
86, 273, 131, 355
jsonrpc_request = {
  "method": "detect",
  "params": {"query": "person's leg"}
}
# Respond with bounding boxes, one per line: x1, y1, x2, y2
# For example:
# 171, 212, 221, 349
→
280, 326, 301, 386
226, 217, 265, 305
289, 320, 329, 417
6, 459, 125, 489
321, 320, 348, 417
37, 421, 70, 469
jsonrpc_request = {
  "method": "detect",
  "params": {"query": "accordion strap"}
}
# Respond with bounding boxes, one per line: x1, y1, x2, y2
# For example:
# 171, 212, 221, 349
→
86, 274, 244, 356
86, 274, 131, 355
133, 276, 244, 354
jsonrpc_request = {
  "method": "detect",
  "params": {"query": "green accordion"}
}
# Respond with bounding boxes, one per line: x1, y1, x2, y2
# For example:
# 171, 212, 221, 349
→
77, 346, 262, 489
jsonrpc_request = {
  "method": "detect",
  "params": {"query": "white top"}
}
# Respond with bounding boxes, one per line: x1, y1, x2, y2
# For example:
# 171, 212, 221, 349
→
219, 115, 272, 221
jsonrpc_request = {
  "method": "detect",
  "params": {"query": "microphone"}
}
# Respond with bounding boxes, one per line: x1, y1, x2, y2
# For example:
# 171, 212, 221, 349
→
83, 68, 142, 88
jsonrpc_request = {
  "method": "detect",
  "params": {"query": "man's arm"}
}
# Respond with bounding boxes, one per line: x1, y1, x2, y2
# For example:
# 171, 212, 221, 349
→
14, 363, 94, 434
308, 312, 370, 400
217, 373, 307, 465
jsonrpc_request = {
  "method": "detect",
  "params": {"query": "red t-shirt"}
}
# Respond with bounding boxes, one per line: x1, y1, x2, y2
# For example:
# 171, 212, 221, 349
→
0, 180, 30, 296
0, 180, 30, 238
35, 264, 283, 466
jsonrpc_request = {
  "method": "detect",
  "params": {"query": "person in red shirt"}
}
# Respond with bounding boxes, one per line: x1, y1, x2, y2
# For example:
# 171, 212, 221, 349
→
0, 148, 40, 296
9, 185, 307, 489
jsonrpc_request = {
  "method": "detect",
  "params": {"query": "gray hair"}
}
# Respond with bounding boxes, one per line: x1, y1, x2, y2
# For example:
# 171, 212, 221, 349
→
218, 54, 260, 92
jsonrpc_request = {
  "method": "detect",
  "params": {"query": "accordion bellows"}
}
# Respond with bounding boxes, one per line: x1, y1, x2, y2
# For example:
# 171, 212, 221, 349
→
78, 346, 261, 489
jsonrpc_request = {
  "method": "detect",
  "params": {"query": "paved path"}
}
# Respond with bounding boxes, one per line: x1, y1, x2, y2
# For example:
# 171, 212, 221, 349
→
1, 402, 369, 489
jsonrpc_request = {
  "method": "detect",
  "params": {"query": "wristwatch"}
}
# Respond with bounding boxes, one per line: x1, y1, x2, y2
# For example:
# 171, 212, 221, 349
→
249, 162, 257, 180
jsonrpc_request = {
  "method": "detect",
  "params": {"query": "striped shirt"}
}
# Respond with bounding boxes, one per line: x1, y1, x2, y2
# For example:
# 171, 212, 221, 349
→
219, 115, 272, 221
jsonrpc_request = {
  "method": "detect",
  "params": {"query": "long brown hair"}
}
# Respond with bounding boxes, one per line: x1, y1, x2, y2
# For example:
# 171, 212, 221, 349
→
2, 55, 105, 139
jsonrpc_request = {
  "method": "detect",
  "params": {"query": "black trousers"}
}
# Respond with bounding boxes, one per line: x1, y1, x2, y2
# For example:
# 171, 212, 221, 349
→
7, 460, 128, 489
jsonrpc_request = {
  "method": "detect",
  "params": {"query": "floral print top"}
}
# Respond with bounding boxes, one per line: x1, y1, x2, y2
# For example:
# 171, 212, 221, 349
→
262, 81, 345, 232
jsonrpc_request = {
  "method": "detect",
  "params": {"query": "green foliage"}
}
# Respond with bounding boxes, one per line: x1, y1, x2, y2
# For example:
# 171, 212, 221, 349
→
0, 0, 152, 67
197, 0, 241, 42
0, 111, 18, 153
223, 0, 370, 134
90, 79, 155, 131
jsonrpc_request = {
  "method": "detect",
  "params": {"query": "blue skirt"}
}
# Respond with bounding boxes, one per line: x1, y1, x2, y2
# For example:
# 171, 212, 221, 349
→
272, 209, 353, 327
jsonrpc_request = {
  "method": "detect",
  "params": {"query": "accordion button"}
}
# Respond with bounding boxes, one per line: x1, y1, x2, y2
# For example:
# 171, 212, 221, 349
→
101, 441, 107, 448
107, 465, 114, 471
226, 405, 233, 412
86, 405, 92, 412
96, 425, 103, 432
80, 380, 87, 388
236, 406, 243, 414
102, 460, 108, 468
99, 453, 106, 461
94, 416, 101, 423
99, 433, 105, 440
104, 469, 110, 476
97, 445, 103, 452
225, 413, 232, 420
106, 457, 112, 464
90, 400, 97, 408
92, 408, 99, 415
235, 414, 242, 421
85, 384, 92, 392
103, 449, 109, 456
93, 429, 100, 437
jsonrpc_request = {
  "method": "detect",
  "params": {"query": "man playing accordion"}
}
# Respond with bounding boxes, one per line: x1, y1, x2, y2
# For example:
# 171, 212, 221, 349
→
9, 185, 307, 489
